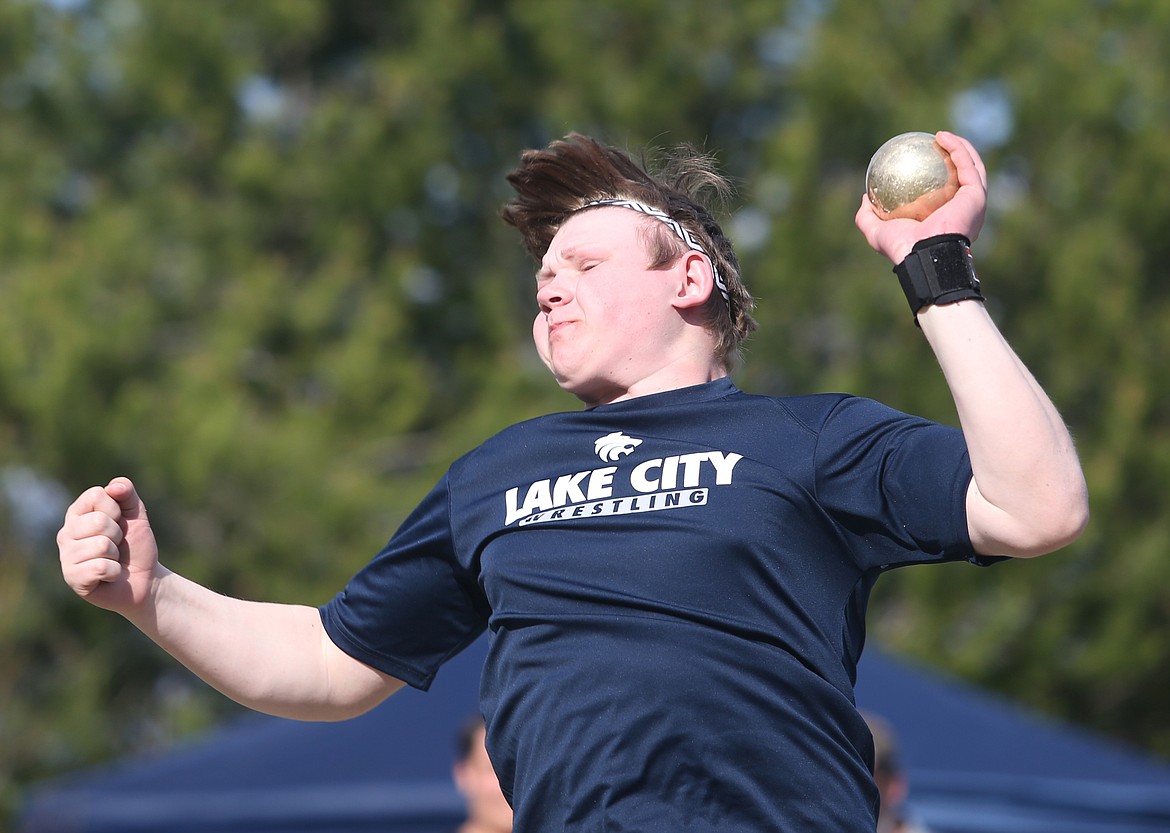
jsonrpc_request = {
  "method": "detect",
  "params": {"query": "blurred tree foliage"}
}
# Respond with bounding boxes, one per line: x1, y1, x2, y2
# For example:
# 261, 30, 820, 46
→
3, 0, 1169, 820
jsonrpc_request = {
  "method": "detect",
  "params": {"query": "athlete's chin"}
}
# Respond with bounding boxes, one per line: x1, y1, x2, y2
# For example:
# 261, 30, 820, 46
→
541, 351, 580, 388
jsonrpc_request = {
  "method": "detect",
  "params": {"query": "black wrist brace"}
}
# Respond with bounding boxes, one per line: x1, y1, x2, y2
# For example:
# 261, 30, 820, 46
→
894, 233, 984, 321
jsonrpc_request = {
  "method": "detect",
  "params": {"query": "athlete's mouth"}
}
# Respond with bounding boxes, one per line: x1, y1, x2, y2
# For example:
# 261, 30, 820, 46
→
547, 319, 575, 339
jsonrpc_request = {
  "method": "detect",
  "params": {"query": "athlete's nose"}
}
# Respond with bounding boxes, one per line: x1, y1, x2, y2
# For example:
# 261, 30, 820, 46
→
537, 274, 573, 313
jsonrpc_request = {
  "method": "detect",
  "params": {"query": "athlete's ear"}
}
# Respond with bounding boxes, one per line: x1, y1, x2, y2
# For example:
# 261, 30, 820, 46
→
671, 251, 715, 310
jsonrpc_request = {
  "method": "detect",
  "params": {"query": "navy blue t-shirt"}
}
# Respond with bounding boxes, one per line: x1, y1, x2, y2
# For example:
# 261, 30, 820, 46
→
321, 378, 987, 832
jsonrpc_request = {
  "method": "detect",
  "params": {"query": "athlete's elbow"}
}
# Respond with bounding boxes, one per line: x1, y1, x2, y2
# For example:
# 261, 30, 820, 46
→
1048, 493, 1090, 552
1012, 489, 1090, 558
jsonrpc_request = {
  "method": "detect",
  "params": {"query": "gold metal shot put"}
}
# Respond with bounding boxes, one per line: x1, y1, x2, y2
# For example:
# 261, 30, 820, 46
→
866, 132, 959, 221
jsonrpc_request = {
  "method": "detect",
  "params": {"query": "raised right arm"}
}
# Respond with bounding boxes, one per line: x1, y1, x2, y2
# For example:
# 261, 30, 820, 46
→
58, 477, 403, 721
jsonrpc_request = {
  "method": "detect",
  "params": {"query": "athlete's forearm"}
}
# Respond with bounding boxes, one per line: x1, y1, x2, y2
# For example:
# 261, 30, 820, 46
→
126, 568, 402, 720
919, 300, 1088, 556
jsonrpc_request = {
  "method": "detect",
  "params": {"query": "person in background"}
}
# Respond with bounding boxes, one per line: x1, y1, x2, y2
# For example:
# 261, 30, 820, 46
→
865, 712, 933, 833
452, 714, 513, 833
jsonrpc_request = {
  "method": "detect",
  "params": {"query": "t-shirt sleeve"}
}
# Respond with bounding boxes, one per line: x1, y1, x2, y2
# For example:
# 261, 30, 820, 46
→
812, 396, 998, 569
318, 474, 489, 690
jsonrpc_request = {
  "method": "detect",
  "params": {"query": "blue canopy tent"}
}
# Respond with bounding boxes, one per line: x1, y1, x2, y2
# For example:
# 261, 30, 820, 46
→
854, 649, 1170, 833
18, 638, 1170, 832
17, 638, 487, 833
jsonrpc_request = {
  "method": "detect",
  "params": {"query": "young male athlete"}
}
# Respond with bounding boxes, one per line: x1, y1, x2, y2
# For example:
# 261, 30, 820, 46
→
58, 130, 1088, 832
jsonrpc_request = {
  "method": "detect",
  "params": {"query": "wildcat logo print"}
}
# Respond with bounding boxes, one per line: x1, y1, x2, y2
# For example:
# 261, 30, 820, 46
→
503, 433, 743, 527
595, 432, 642, 462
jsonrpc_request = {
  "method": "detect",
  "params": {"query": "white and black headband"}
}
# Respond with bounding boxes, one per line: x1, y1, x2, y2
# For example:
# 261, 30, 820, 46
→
580, 198, 730, 305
